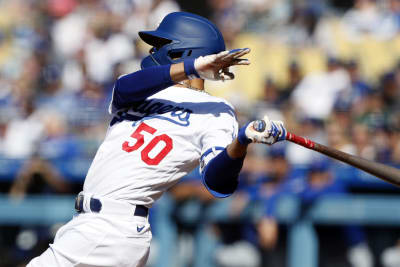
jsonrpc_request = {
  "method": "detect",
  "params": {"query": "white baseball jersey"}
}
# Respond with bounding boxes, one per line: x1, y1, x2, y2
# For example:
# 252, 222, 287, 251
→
83, 86, 238, 207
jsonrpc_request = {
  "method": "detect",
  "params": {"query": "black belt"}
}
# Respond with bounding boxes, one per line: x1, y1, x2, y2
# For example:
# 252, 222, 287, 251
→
74, 195, 148, 217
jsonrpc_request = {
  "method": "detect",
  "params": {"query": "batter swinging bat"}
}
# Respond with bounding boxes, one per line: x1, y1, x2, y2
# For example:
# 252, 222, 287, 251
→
286, 131, 400, 187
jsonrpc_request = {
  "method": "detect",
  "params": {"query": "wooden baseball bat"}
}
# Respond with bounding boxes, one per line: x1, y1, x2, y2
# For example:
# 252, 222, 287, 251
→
285, 132, 400, 187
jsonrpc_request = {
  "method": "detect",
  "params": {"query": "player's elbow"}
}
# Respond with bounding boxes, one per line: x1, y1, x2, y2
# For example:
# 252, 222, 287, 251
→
202, 170, 239, 198
201, 149, 243, 198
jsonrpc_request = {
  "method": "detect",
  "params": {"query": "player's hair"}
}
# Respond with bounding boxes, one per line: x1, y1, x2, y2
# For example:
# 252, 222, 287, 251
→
139, 12, 226, 69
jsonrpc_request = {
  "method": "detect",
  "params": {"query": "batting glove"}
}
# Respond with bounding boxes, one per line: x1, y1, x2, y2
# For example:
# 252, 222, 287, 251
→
238, 115, 287, 145
184, 48, 250, 81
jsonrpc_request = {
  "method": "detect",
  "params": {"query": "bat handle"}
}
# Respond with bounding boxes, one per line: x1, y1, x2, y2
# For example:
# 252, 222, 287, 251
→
285, 132, 316, 149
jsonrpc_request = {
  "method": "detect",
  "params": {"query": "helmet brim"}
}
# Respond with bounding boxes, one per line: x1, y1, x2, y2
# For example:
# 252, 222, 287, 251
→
139, 30, 174, 47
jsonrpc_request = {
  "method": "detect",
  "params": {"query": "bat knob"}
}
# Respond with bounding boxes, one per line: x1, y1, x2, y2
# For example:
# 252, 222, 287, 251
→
253, 120, 266, 132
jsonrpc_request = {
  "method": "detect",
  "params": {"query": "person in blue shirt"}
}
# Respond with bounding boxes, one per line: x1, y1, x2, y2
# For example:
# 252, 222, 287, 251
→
299, 157, 373, 267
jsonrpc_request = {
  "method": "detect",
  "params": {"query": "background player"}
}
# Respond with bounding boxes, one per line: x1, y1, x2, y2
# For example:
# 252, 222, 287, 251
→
27, 12, 286, 267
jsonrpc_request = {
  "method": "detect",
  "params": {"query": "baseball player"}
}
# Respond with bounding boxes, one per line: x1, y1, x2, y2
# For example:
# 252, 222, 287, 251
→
28, 12, 286, 267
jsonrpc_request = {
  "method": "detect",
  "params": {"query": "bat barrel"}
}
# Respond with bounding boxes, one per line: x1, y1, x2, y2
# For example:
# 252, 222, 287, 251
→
315, 142, 400, 187
285, 132, 400, 187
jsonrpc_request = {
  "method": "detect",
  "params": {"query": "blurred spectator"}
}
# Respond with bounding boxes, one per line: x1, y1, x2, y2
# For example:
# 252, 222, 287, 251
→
256, 146, 292, 250
390, 130, 400, 164
215, 241, 260, 267
380, 71, 400, 110
6, 151, 72, 267
285, 117, 324, 165
382, 239, 400, 267
51, 1, 90, 58
282, 5, 321, 46
2, 98, 44, 159
38, 112, 82, 160
341, 0, 399, 41
260, 64, 302, 107
152, 172, 214, 267
334, 60, 371, 117
208, 0, 245, 45
389, 0, 400, 28
83, 12, 134, 84
352, 123, 376, 160
395, 61, 400, 87
214, 145, 293, 267
9, 155, 71, 198
169, 179, 214, 204
147, 0, 181, 29
280, 61, 303, 104
326, 119, 356, 154
261, 77, 280, 107
34, 63, 76, 115
250, 145, 303, 266
291, 57, 351, 120
299, 158, 373, 267
299, 158, 344, 216
67, 79, 109, 141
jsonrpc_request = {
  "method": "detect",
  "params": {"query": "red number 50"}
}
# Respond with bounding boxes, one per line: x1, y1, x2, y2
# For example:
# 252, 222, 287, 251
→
122, 122, 173, 165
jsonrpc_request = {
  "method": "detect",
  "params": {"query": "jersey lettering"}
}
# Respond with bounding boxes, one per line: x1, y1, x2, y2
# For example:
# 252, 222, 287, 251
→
129, 100, 193, 126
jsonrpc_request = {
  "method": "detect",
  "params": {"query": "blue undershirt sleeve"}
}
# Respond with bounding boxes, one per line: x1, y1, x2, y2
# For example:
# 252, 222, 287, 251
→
201, 148, 244, 198
112, 65, 174, 109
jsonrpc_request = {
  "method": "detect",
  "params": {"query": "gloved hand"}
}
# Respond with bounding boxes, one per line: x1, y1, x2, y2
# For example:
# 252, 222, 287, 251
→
238, 115, 287, 145
193, 48, 250, 81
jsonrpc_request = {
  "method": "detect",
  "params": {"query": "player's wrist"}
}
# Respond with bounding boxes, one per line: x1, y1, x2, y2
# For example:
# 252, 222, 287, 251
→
238, 123, 252, 145
272, 121, 287, 142
184, 59, 200, 80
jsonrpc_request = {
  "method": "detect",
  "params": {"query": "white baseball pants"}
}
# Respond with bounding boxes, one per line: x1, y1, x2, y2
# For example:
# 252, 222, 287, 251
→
27, 205, 151, 266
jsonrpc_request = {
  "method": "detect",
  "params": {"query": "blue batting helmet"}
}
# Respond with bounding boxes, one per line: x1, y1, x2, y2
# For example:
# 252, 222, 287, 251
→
139, 12, 226, 69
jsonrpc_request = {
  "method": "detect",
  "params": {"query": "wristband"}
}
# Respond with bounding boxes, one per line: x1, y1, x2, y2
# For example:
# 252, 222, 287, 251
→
238, 123, 252, 145
184, 59, 200, 80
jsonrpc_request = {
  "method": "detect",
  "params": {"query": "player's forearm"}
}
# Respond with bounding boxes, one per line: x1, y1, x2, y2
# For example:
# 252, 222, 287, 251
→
170, 62, 187, 82
226, 138, 248, 159
114, 65, 174, 106
112, 61, 196, 109
117, 61, 192, 90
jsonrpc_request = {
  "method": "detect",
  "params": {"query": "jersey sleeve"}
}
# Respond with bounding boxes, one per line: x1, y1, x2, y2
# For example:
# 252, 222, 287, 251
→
199, 104, 238, 174
109, 65, 174, 114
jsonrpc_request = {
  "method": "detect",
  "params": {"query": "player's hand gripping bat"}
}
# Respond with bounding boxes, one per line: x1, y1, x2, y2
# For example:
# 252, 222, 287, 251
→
254, 120, 400, 187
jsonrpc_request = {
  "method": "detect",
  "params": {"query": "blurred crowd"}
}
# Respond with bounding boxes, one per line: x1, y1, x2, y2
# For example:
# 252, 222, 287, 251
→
0, 0, 400, 266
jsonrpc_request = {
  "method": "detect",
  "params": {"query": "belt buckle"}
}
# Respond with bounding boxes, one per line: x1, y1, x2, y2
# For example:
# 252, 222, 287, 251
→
75, 193, 84, 212
134, 205, 148, 217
